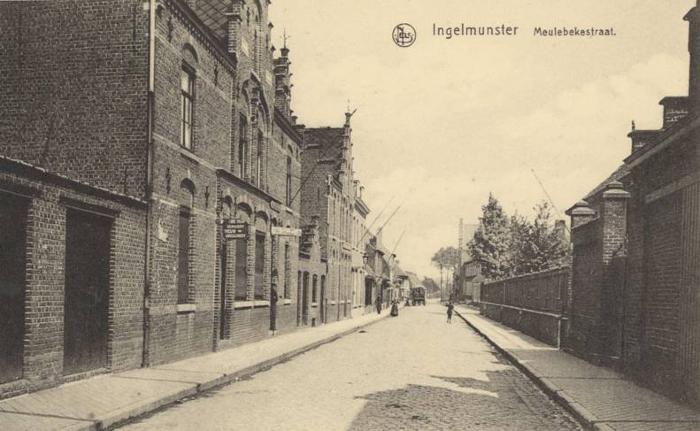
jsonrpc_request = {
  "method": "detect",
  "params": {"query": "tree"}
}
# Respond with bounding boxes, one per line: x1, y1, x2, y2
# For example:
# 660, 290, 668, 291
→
431, 246, 460, 298
423, 277, 440, 296
508, 212, 533, 276
468, 193, 511, 280
523, 201, 569, 273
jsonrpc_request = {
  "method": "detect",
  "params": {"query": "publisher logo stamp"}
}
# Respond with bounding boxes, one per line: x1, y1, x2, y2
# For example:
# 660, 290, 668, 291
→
393, 23, 416, 47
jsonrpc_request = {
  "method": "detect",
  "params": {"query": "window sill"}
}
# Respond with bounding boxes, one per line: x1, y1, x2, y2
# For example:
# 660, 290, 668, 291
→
282, 299, 292, 305
177, 304, 197, 314
234, 300, 270, 309
311, 302, 318, 308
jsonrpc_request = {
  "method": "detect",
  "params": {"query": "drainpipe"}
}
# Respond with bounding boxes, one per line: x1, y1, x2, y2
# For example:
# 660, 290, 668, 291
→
142, 0, 157, 368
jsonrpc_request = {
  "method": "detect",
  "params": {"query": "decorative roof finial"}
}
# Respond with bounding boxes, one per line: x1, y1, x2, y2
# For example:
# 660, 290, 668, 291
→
631, 120, 636, 131
283, 28, 290, 49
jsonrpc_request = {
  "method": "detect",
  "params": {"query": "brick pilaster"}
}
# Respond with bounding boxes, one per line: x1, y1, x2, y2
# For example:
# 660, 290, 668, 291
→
246, 223, 255, 300
569, 200, 597, 228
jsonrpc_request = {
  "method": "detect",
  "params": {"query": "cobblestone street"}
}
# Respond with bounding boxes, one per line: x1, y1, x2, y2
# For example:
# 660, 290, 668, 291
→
119, 303, 581, 430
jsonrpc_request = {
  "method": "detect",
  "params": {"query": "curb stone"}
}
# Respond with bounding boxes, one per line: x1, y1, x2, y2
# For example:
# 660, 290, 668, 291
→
453, 308, 601, 431
98, 314, 390, 431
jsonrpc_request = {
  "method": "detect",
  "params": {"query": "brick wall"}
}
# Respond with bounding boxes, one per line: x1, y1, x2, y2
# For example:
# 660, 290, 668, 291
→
568, 181, 629, 364
146, 1, 233, 365
623, 133, 700, 404
480, 267, 569, 346
0, 158, 146, 399
0, 0, 149, 198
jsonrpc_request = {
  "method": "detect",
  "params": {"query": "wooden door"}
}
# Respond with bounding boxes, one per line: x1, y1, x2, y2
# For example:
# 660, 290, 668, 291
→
0, 194, 27, 383
63, 209, 111, 375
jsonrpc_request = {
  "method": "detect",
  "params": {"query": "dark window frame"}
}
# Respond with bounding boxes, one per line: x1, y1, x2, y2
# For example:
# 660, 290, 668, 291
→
177, 206, 192, 304
254, 230, 265, 300
180, 64, 196, 150
286, 156, 292, 207
239, 114, 248, 178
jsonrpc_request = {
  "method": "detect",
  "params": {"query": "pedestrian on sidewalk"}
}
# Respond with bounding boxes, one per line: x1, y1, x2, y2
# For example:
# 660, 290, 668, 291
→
270, 270, 279, 335
390, 300, 399, 317
375, 296, 382, 315
446, 302, 454, 323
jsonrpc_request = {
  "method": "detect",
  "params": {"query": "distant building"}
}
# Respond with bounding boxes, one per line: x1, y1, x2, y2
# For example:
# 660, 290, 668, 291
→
455, 260, 485, 303
300, 113, 369, 321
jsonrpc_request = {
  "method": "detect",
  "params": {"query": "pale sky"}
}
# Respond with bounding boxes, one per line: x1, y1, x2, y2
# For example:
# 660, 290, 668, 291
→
269, 0, 692, 279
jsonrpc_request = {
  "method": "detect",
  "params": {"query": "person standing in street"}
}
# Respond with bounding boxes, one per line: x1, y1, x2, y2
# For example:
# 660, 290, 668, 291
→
375, 295, 382, 315
270, 270, 279, 335
446, 302, 454, 323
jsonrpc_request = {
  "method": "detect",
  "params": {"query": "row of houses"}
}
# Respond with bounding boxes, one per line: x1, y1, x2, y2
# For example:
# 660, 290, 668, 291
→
0, 0, 410, 399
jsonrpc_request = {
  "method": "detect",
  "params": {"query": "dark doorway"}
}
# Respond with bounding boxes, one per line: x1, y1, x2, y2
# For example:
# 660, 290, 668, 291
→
219, 241, 227, 339
302, 272, 309, 325
296, 271, 301, 326
64, 209, 111, 375
234, 239, 247, 301
365, 280, 373, 307
0, 193, 28, 384
320, 276, 326, 324
254, 232, 265, 300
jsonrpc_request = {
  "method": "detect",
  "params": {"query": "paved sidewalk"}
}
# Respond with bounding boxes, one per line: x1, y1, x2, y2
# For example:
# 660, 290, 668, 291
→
0, 311, 388, 431
454, 305, 700, 431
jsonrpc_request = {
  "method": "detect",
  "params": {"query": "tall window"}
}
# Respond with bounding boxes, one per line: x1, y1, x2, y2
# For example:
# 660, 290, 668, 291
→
286, 156, 292, 206
238, 115, 247, 178
180, 66, 195, 149
256, 130, 264, 187
177, 207, 191, 304
284, 243, 290, 299
312, 275, 318, 303
234, 238, 248, 300
254, 232, 265, 300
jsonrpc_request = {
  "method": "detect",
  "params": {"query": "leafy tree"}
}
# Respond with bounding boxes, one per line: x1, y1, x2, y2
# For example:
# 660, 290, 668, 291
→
422, 277, 440, 296
508, 212, 533, 276
468, 193, 511, 280
431, 246, 461, 297
522, 201, 569, 273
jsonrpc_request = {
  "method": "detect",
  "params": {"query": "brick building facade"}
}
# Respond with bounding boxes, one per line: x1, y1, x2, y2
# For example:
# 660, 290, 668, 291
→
567, 1, 700, 405
0, 156, 147, 398
0, 0, 305, 396
0, 0, 389, 399
300, 114, 371, 322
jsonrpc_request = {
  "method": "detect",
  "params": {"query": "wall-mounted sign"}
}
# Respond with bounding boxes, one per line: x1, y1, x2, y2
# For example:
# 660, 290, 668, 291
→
225, 222, 247, 239
271, 226, 302, 237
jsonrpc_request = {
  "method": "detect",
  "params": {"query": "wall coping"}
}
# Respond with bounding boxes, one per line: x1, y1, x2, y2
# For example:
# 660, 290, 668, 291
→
483, 265, 570, 287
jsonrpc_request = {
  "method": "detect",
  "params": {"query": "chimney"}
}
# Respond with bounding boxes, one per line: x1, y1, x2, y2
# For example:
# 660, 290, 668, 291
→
685, 3, 700, 111
627, 128, 661, 154
659, 96, 690, 128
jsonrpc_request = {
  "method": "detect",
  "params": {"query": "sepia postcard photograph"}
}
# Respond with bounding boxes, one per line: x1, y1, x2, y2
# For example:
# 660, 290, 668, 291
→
1, 0, 700, 430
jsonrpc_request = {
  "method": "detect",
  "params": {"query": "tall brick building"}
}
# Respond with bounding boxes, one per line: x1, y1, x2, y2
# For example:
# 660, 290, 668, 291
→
567, 1, 700, 406
300, 113, 371, 322
0, 0, 308, 397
